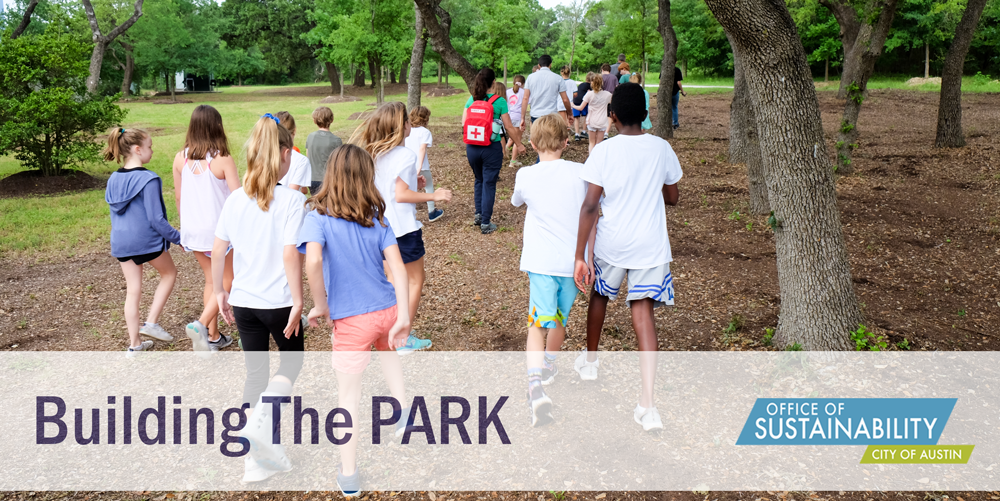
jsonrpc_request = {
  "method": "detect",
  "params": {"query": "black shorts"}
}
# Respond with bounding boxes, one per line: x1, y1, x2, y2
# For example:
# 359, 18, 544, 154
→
117, 243, 164, 265
396, 229, 426, 264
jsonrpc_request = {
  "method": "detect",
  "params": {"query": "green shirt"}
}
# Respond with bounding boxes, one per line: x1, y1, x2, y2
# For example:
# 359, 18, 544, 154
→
465, 93, 509, 143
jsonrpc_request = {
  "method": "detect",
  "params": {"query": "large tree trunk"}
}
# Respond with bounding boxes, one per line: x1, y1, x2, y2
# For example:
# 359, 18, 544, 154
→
728, 37, 769, 215
935, 0, 988, 148
413, 0, 477, 92
324, 61, 342, 95
368, 58, 378, 89
169, 72, 176, 102
121, 47, 135, 98
407, 4, 427, 111
834, 0, 898, 174
399, 61, 408, 85
354, 66, 366, 87
924, 43, 930, 78
10, 0, 40, 39
819, 0, 861, 99
81, 0, 145, 94
653, 0, 677, 140
704, 0, 861, 350
389, 67, 397, 84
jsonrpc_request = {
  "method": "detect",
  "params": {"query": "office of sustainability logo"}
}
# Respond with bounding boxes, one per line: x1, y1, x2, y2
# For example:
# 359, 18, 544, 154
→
735, 398, 974, 464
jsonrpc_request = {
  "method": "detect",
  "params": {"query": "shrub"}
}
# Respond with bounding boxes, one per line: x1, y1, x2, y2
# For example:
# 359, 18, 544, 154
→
0, 31, 127, 176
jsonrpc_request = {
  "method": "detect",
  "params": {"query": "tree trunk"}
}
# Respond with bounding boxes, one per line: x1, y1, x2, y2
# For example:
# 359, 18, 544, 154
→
340, 68, 344, 98
390, 66, 397, 84
653, 0, 677, 140
445, 63, 449, 85
170, 72, 176, 102
400, 61, 408, 85
354, 66, 366, 87
121, 49, 135, 98
924, 43, 930, 78
413, 0, 478, 92
10, 0, 40, 39
503, 57, 508, 86
325, 61, 342, 95
438, 60, 442, 84
704, 0, 861, 349
368, 58, 378, 88
407, 3, 427, 111
728, 37, 769, 215
935, 0, 988, 148
835, 0, 899, 174
825, 58, 829, 82
819, 0, 862, 99
81, 0, 145, 95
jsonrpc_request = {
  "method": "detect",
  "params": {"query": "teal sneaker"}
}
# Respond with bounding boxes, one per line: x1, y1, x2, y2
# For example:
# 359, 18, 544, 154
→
396, 333, 432, 356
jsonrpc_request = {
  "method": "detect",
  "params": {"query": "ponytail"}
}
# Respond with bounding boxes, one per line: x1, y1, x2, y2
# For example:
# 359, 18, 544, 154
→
244, 115, 294, 212
512, 75, 526, 94
102, 127, 148, 164
472, 68, 496, 102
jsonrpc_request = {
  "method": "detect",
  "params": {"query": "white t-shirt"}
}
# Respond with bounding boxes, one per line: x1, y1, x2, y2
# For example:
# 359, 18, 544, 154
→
511, 159, 588, 277
279, 150, 312, 189
557, 79, 577, 112
374, 146, 422, 238
582, 90, 613, 130
524, 67, 565, 118
506, 88, 524, 122
579, 134, 683, 269
215, 185, 306, 309
404, 126, 433, 172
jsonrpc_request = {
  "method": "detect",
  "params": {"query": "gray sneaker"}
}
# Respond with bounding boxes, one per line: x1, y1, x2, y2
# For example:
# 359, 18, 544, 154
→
481, 222, 497, 234
208, 333, 233, 351
337, 465, 361, 497
186, 321, 210, 352
126, 340, 154, 358
140, 322, 173, 342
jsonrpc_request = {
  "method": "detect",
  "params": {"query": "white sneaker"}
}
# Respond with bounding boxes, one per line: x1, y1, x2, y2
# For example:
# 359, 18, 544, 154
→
240, 399, 293, 472
634, 405, 663, 431
574, 351, 599, 381
126, 340, 154, 358
140, 322, 174, 342
242, 455, 281, 483
186, 320, 211, 352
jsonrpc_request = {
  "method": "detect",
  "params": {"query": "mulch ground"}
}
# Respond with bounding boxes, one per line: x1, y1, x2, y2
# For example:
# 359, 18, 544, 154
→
1, 89, 998, 353
1, 88, 998, 500
0, 169, 103, 198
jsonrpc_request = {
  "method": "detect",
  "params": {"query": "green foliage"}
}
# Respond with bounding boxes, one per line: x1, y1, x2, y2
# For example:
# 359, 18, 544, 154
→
223, 0, 318, 75
722, 314, 744, 335
785, 342, 804, 351
468, 0, 538, 71
788, 0, 842, 74
896, 338, 911, 350
603, 0, 659, 73
850, 325, 888, 351
766, 211, 780, 231
130, 0, 227, 90
672, 0, 731, 75
762, 328, 775, 347
727, 210, 742, 222
840, 120, 855, 134
0, 31, 126, 176
306, 0, 413, 81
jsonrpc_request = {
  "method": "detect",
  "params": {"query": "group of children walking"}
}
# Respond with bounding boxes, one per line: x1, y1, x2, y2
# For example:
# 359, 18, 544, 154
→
102, 63, 682, 493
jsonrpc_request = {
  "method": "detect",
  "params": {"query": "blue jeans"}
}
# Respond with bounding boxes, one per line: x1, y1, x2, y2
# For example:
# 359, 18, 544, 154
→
466, 141, 503, 224
671, 92, 680, 127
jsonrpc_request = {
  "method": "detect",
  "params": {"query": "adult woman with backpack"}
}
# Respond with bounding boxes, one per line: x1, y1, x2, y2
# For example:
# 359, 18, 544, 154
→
463, 68, 516, 235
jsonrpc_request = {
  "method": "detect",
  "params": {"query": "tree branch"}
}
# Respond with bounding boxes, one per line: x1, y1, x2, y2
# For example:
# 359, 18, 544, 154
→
10, 0, 40, 40
80, 0, 104, 41
105, 0, 145, 43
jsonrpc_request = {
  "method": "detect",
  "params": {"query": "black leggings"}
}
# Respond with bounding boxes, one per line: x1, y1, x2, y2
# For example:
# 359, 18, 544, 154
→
234, 306, 304, 406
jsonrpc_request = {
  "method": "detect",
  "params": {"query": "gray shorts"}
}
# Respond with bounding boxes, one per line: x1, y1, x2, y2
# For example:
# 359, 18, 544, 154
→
593, 255, 674, 307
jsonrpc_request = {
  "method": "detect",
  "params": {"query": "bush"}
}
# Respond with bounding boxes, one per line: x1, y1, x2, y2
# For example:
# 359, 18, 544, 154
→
0, 31, 127, 177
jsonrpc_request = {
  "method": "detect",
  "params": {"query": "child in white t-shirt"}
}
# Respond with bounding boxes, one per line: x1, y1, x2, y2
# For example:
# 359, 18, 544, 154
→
275, 111, 312, 194
212, 114, 307, 482
352, 102, 452, 355
572, 73, 612, 154
511, 113, 592, 427
404, 106, 444, 222
573, 83, 683, 433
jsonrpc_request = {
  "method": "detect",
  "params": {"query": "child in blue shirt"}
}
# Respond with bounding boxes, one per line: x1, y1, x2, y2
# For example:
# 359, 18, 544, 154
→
300, 144, 412, 497
103, 127, 181, 356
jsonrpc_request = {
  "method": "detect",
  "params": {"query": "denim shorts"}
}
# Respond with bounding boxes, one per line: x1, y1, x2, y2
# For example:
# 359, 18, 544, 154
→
396, 229, 426, 264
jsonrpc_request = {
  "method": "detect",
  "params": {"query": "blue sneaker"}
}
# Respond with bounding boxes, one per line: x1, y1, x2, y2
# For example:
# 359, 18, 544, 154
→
396, 333, 432, 356
428, 208, 444, 222
337, 465, 361, 497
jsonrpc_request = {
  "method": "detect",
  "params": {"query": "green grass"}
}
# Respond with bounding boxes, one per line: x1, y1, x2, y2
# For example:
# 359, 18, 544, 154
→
815, 75, 1000, 93
0, 77, 471, 258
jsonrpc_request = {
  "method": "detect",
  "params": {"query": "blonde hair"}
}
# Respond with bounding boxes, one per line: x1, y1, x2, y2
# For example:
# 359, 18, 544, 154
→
244, 116, 294, 212
491, 81, 507, 101
349, 101, 408, 161
630, 73, 643, 85
590, 73, 603, 92
102, 127, 149, 164
409, 106, 431, 128
530, 113, 568, 153
619, 62, 631, 73
275, 111, 297, 134
307, 144, 387, 228
312, 107, 334, 129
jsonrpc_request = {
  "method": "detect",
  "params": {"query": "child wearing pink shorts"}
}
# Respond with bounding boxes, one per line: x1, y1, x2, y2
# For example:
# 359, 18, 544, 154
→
300, 144, 412, 497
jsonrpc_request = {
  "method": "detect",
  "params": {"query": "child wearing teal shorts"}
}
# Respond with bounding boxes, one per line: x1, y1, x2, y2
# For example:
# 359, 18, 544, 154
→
511, 113, 594, 427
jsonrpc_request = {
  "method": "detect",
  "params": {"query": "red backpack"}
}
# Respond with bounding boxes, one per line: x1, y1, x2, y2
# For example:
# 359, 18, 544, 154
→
463, 94, 501, 146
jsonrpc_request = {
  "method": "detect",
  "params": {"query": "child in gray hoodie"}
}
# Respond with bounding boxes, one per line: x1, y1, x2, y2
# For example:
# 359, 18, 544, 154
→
104, 127, 181, 356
